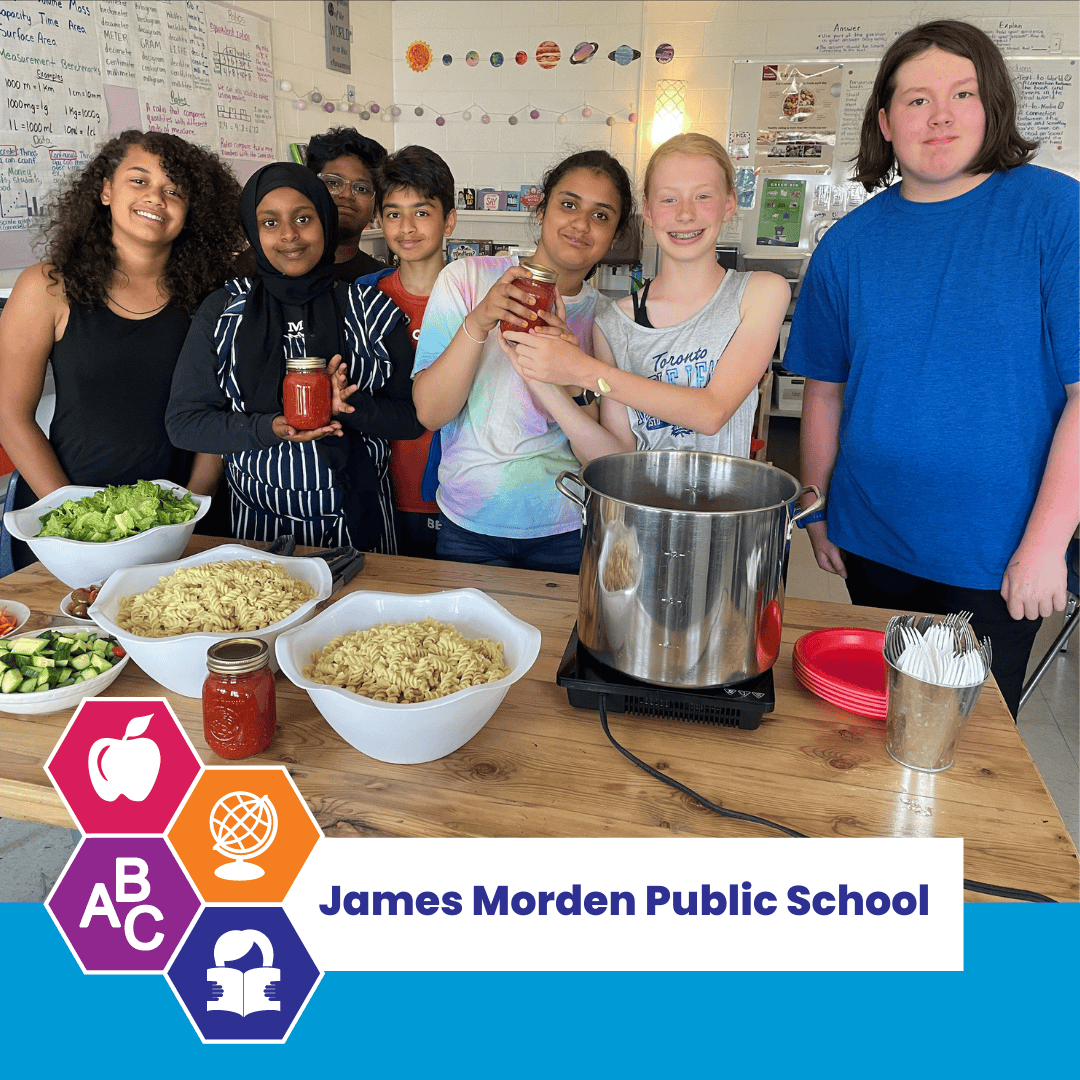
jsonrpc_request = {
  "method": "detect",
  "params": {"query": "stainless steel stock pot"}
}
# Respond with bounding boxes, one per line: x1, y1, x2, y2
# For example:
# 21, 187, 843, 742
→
556, 451, 823, 688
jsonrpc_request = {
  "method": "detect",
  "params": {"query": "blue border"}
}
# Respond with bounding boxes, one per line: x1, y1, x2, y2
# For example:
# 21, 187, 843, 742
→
1, 902, 1074, 1075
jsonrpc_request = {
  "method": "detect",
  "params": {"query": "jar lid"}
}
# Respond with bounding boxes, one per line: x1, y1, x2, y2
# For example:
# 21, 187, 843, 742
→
206, 638, 270, 675
285, 356, 327, 372
518, 259, 558, 284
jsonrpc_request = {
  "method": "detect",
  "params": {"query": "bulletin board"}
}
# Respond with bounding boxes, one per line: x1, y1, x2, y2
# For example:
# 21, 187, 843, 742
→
722, 19, 1079, 261
0, 1, 277, 269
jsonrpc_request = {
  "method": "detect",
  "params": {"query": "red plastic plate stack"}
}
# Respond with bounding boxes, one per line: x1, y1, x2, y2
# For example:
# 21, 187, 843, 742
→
793, 628, 887, 719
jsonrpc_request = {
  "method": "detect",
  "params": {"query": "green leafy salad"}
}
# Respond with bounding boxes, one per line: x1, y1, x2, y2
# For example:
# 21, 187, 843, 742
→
37, 480, 200, 543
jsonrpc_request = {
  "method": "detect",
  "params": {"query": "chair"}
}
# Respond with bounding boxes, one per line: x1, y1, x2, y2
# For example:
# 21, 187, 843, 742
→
0, 471, 20, 579
1018, 537, 1080, 713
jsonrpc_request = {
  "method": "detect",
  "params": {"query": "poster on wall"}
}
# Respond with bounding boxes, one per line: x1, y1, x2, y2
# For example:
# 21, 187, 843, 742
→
0, 1, 274, 265
756, 178, 806, 246
755, 64, 841, 172
1011, 58, 1078, 178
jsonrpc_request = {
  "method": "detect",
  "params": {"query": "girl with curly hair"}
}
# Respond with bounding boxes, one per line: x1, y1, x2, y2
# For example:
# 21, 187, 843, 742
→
0, 129, 243, 563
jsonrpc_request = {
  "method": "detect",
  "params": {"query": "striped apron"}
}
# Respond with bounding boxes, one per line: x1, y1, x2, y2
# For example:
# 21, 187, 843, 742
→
212, 279, 403, 552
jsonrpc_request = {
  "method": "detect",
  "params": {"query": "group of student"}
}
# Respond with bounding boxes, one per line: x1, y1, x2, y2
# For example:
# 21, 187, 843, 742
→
0, 19, 1074, 719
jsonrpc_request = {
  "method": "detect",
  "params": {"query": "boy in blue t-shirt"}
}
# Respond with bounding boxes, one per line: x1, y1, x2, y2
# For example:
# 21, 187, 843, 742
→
784, 19, 1078, 718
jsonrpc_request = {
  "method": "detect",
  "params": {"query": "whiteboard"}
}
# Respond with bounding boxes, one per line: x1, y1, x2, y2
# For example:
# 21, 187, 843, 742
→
724, 52, 1079, 262
0, 1, 277, 269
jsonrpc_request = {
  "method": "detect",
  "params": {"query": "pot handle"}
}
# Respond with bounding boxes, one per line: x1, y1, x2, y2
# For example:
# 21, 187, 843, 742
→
788, 485, 824, 540
555, 470, 587, 528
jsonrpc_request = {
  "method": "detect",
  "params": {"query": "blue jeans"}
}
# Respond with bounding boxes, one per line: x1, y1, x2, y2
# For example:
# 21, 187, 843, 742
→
436, 515, 582, 574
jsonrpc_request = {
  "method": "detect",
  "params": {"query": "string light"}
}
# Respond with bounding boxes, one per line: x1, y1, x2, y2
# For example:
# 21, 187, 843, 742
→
280, 94, 639, 128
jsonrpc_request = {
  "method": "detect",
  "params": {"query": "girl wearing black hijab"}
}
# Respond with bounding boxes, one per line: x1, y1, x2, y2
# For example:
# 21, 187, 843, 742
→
167, 162, 422, 551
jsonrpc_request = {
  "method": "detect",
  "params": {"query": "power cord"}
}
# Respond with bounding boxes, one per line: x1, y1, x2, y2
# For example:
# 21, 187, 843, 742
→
596, 695, 1057, 903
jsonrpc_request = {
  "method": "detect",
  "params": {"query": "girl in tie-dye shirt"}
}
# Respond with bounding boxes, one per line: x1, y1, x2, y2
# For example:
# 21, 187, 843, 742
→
412, 151, 634, 573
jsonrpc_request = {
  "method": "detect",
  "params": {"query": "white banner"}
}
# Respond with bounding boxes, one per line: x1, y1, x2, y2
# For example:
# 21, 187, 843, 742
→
283, 837, 964, 972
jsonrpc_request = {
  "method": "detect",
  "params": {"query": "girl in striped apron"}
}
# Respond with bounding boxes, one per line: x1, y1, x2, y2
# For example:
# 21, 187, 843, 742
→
167, 163, 422, 552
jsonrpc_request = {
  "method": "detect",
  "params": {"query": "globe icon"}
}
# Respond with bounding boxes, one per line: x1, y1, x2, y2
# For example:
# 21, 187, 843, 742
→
209, 791, 278, 880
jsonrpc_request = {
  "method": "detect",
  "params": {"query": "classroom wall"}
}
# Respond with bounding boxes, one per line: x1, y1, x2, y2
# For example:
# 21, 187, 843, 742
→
234, 0, 395, 155
388, 0, 1079, 193
1, 0, 1074, 288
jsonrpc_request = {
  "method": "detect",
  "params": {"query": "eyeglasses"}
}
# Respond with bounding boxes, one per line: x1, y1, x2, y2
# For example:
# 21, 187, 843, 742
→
318, 173, 375, 199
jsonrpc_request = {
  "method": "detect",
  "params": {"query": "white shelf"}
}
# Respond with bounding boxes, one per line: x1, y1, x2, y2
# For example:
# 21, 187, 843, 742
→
455, 210, 536, 222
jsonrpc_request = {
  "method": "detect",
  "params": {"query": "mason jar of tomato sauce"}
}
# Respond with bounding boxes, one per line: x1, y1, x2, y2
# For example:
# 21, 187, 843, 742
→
499, 260, 559, 335
202, 638, 277, 759
283, 356, 332, 430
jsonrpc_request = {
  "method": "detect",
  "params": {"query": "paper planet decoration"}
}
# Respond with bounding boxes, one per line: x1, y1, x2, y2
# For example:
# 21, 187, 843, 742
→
442, 54, 453, 66
581, 106, 592, 118
406, 40, 433, 73
655, 43, 674, 64
628, 112, 638, 123
515, 51, 528, 65
481, 114, 490, 124
462, 110, 472, 120
606, 116, 616, 126
570, 41, 598, 65
536, 40, 561, 69
278, 79, 292, 92
436, 115, 446, 126
557, 114, 567, 125
508, 115, 519, 125
323, 101, 335, 113
349, 103, 360, 114
529, 108, 540, 119
370, 103, 381, 113
466, 51, 479, 67
309, 90, 323, 103
293, 99, 307, 110
490, 52, 504, 68
608, 45, 641, 66
390, 105, 401, 117
360, 109, 370, 120
414, 106, 424, 116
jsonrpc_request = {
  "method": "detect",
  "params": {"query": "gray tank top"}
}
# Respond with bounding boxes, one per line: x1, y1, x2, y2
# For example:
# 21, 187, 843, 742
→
594, 270, 757, 456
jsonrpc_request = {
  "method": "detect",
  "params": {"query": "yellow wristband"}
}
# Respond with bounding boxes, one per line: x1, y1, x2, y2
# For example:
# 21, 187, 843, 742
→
597, 377, 612, 395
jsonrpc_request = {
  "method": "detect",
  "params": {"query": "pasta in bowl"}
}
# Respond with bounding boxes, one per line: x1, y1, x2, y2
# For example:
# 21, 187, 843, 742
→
88, 544, 333, 698
275, 589, 542, 764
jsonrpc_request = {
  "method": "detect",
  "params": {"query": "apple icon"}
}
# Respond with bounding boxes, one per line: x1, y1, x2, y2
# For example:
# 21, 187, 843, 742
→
87, 715, 162, 802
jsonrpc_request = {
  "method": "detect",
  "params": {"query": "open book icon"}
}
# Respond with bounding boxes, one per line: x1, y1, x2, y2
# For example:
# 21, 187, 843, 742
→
206, 929, 281, 1016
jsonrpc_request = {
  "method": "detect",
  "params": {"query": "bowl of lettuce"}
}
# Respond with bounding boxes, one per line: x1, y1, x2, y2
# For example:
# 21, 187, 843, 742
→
3, 480, 211, 588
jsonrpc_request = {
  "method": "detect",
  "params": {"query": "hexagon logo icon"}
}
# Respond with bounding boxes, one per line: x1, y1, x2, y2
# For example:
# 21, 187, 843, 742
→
47, 837, 201, 973
168, 767, 321, 903
167, 907, 321, 1043
45, 698, 202, 835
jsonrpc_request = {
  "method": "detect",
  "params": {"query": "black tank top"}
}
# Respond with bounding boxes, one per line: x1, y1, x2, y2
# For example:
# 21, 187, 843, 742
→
48, 304, 192, 487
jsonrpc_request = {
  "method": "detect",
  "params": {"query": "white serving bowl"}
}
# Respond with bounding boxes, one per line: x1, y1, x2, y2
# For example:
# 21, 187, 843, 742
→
275, 589, 542, 764
0, 600, 31, 638
0, 624, 130, 716
87, 544, 333, 698
3, 480, 212, 588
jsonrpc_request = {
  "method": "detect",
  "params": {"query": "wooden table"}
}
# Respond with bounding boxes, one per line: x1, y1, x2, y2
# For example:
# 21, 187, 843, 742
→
1, 537, 1076, 902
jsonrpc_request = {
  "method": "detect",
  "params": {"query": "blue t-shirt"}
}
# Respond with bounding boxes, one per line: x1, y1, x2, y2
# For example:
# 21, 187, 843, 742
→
784, 166, 1079, 590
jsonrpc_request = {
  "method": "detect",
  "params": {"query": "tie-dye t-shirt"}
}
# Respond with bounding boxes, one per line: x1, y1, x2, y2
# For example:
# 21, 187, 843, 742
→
413, 256, 609, 538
